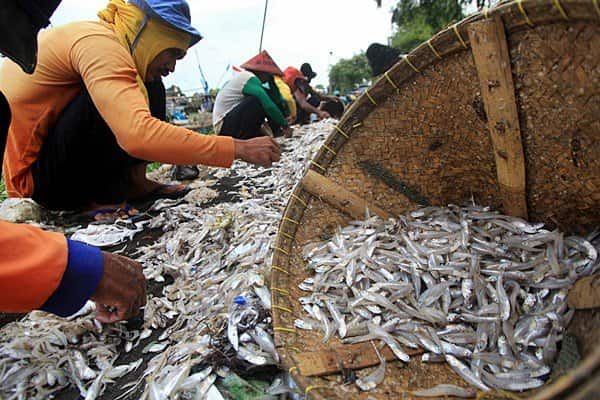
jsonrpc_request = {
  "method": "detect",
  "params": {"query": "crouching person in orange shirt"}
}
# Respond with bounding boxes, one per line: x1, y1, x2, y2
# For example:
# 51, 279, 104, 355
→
0, 0, 145, 322
1, 0, 280, 222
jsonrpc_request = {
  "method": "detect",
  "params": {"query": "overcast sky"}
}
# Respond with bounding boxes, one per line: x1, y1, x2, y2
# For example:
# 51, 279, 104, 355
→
48, 0, 397, 94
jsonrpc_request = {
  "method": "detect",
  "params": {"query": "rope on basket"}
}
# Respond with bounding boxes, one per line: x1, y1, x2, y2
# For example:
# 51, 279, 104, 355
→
322, 144, 337, 155
365, 90, 377, 105
427, 39, 442, 59
283, 217, 299, 224
271, 265, 289, 275
517, 0, 535, 26
384, 71, 400, 91
291, 193, 308, 207
273, 246, 289, 255
310, 160, 326, 171
453, 24, 468, 48
280, 231, 293, 240
334, 124, 349, 139
552, 0, 569, 20
594, 0, 600, 17
272, 304, 292, 313
271, 287, 290, 296
405, 55, 421, 73
273, 326, 297, 334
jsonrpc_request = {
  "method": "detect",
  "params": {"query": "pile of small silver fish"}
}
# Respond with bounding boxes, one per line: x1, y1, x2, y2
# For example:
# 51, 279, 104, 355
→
0, 120, 332, 399
298, 205, 599, 393
71, 221, 146, 248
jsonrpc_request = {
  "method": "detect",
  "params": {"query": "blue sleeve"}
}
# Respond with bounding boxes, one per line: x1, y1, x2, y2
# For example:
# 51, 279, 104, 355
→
40, 239, 104, 317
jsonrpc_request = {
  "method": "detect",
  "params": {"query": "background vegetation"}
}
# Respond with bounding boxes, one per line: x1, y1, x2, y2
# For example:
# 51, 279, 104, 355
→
329, 0, 495, 93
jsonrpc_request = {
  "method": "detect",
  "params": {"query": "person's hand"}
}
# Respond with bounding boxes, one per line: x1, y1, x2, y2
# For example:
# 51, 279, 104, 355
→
234, 137, 281, 167
286, 115, 296, 125
318, 110, 331, 120
91, 252, 146, 323
282, 126, 293, 138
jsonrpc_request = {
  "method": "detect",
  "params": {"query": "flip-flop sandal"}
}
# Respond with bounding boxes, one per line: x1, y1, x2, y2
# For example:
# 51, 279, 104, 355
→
87, 203, 138, 222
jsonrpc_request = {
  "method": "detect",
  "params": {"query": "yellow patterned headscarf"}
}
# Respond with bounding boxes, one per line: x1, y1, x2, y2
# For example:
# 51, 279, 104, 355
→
98, 0, 191, 101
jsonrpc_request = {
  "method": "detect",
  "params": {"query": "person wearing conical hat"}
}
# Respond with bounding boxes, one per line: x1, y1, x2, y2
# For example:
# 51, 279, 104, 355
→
282, 66, 331, 126
213, 50, 293, 140
1, 0, 280, 221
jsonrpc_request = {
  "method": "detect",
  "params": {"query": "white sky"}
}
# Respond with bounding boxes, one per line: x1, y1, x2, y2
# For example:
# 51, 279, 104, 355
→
48, 0, 397, 94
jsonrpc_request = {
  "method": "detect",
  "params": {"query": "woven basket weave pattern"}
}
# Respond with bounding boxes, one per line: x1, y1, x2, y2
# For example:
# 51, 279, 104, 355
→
272, 1, 600, 398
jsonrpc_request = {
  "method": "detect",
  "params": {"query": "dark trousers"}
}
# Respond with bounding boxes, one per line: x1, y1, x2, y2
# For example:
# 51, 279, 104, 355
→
31, 81, 166, 211
0, 91, 10, 177
219, 96, 281, 140
296, 95, 321, 125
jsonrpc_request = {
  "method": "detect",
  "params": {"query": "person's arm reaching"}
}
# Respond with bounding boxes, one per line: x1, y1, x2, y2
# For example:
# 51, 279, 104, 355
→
71, 35, 280, 168
242, 77, 288, 128
0, 221, 146, 322
71, 35, 235, 167
293, 88, 330, 120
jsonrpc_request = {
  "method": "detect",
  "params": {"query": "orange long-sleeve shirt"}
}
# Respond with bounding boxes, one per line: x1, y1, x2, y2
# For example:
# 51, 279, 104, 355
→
1, 21, 234, 198
0, 221, 67, 312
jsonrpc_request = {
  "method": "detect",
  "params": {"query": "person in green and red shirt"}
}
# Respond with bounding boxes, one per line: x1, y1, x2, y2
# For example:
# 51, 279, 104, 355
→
213, 50, 293, 140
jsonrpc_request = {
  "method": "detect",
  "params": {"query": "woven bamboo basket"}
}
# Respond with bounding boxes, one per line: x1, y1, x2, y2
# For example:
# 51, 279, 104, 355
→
271, 1, 600, 398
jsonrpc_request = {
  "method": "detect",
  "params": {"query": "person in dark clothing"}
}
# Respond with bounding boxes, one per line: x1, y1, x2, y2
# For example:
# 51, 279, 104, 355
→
294, 63, 345, 124
366, 43, 402, 76
0, 93, 9, 163
283, 66, 331, 125
219, 96, 283, 140
31, 81, 174, 213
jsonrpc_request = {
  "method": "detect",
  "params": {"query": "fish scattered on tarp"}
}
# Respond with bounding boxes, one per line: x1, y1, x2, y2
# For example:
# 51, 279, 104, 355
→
0, 120, 333, 399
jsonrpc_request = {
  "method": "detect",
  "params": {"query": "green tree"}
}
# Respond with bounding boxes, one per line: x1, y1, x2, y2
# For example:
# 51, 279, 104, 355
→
391, 12, 435, 52
328, 53, 371, 94
390, 0, 497, 53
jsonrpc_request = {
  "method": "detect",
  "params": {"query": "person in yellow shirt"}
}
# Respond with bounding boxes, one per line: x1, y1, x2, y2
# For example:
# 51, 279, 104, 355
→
1, 0, 280, 221
274, 76, 297, 125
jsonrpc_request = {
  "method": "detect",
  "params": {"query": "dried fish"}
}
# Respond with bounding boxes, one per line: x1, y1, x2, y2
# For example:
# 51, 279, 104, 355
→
71, 222, 145, 248
411, 384, 477, 398
0, 120, 333, 399
356, 343, 386, 391
300, 204, 598, 392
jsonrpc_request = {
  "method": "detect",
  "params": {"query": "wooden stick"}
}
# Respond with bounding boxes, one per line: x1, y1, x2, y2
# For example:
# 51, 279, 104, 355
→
292, 342, 423, 377
301, 170, 392, 220
468, 15, 528, 219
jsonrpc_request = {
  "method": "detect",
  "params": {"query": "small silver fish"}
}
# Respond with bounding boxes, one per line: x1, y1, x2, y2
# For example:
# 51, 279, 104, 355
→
412, 384, 476, 398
